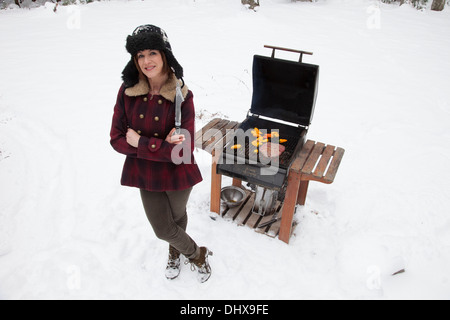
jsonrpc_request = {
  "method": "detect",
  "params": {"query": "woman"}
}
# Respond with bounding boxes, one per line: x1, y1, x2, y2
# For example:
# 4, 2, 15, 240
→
110, 25, 212, 283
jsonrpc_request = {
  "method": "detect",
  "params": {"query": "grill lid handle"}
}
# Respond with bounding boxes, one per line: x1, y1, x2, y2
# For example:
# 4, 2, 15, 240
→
264, 45, 313, 63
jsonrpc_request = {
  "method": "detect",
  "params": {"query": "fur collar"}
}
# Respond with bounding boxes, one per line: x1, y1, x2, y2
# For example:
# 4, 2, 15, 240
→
124, 73, 188, 102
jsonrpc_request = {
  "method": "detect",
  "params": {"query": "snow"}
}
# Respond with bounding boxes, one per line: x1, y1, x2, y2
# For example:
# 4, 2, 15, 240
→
1, 0, 450, 300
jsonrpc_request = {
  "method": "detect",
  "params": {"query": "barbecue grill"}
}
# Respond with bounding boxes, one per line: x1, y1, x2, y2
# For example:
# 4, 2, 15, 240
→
216, 46, 319, 216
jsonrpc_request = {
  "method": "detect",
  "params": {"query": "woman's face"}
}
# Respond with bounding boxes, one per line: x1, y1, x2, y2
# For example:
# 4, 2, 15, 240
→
136, 49, 164, 80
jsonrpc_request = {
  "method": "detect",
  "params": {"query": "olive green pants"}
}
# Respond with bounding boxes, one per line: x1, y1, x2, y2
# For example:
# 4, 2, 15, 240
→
140, 187, 200, 260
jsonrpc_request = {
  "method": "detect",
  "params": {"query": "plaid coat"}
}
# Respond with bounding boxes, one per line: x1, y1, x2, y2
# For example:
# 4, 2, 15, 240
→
110, 75, 203, 191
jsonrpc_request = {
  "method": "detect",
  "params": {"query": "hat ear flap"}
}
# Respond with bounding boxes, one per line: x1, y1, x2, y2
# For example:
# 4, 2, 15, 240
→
164, 51, 183, 79
122, 58, 140, 88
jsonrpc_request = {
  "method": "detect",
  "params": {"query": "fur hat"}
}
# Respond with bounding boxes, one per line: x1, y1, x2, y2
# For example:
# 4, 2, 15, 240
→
122, 25, 184, 88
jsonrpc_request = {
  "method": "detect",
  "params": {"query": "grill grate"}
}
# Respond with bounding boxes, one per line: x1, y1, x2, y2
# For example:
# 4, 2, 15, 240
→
225, 132, 300, 169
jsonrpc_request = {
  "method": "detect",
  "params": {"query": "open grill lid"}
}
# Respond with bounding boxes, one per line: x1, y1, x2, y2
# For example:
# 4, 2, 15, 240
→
250, 53, 319, 128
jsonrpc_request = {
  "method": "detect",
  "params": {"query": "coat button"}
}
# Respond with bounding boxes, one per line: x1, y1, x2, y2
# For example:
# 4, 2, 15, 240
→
143, 97, 148, 102
154, 116, 159, 121
137, 130, 142, 134
139, 114, 144, 119
158, 99, 163, 105
154, 133, 159, 137
151, 144, 156, 149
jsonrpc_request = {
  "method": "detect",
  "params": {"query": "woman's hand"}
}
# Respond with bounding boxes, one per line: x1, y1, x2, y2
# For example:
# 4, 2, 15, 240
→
166, 128, 185, 145
126, 128, 141, 148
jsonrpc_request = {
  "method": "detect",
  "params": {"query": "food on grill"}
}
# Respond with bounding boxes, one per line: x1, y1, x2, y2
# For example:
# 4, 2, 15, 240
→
263, 133, 279, 139
251, 127, 261, 137
252, 139, 268, 147
259, 142, 286, 158
250, 127, 280, 148
246, 126, 289, 155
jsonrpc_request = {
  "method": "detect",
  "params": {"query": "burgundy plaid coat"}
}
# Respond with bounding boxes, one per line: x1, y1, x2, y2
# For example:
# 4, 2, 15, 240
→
110, 76, 203, 192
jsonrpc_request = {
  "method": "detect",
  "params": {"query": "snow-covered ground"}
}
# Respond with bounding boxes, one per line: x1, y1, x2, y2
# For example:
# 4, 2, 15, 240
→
1, 0, 450, 300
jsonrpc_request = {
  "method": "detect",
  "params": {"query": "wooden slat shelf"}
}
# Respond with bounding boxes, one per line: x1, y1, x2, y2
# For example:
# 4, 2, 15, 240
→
220, 190, 296, 239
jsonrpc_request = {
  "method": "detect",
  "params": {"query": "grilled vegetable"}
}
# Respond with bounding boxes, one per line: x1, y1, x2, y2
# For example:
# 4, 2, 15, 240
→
251, 127, 261, 138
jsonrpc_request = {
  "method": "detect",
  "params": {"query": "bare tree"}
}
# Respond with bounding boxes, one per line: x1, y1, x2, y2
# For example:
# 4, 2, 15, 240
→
431, 0, 445, 10
241, 0, 260, 10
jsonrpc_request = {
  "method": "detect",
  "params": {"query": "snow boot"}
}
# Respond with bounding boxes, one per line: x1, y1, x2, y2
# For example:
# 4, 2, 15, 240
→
186, 247, 213, 283
165, 245, 181, 280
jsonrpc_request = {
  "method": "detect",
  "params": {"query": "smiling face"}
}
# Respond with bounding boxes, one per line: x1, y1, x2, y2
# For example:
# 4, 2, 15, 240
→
136, 49, 167, 80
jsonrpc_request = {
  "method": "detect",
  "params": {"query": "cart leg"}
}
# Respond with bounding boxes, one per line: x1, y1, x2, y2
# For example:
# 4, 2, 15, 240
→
279, 170, 301, 244
232, 178, 242, 188
210, 151, 222, 214
297, 180, 309, 206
